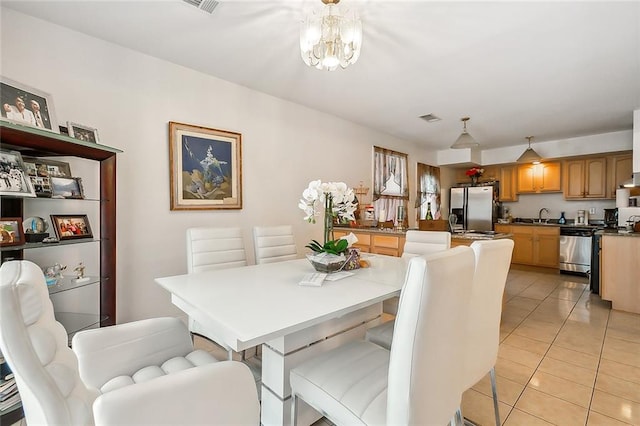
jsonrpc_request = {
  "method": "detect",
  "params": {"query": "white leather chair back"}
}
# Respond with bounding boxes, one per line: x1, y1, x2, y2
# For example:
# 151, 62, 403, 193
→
401, 230, 451, 258
387, 247, 475, 425
186, 227, 247, 273
463, 239, 514, 388
0, 260, 97, 425
253, 225, 298, 264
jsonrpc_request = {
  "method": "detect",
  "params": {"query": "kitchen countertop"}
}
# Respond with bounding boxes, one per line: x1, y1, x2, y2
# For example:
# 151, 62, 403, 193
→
452, 232, 512, 240
500, 221, 602, 228
595, 229, 640, 237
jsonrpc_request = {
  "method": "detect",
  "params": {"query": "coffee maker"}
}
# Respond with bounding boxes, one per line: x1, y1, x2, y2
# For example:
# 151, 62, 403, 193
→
604, 208, 618, 229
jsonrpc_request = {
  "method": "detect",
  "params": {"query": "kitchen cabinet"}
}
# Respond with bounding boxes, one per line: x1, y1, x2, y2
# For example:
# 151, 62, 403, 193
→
607, 153, 633, 199
499, 225, 559, 268
563, 157, 607, 199
600, 234, 640, 314
516, 162, 561, 194
0, 121, 120, 330
333, 229, 405, 256
499, 165, 518, 202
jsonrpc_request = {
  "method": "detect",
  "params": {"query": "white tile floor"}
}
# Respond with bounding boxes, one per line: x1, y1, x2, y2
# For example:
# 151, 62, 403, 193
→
193, 266, 640, 425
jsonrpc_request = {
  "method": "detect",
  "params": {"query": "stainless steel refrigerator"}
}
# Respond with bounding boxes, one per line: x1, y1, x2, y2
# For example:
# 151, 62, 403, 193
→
449, 185, 497, 231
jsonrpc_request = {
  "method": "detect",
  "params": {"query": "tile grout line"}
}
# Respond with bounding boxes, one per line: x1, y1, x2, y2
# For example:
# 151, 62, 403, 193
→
499, 275, 593, 425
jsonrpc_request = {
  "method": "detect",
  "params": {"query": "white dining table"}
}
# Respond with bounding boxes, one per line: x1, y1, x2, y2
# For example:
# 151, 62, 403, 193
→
155, 254, 408, 426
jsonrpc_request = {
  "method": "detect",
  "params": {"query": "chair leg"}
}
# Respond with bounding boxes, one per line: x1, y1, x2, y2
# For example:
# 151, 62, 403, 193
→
490, 367, 501, 426
453, 407, 464, 426
291, 393, 299, 426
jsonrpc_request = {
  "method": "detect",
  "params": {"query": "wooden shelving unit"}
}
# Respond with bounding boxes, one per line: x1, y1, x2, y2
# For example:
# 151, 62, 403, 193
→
0, 121, 121, 424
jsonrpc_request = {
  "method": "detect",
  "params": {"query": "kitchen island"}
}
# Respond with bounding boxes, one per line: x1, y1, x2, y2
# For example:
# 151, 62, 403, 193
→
450, 231, 513, 247
597, 230, 640, 314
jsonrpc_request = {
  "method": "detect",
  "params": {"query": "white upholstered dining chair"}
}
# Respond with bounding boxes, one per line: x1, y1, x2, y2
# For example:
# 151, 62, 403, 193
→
401, 230, 451, 258
0, 260, 259, 426
253, 225, 298, 264
186, 226, 248, 359
368, 229, 451, 333
456, 239, 514, 426
186, 226, 248, 273
290, 247, 476, 426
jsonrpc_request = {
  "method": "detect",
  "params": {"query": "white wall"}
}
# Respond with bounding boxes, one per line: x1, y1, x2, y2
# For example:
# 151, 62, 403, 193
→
1, 8, 436, 322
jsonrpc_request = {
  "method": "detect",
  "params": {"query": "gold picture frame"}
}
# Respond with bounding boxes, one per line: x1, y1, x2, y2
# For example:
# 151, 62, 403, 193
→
169, 121, 242, 210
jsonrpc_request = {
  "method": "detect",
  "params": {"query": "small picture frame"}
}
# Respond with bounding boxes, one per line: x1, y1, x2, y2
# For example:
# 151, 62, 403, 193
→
0, 149, 36, 197
23, 156, 72, 178
67, 121, 99, 143
0, 217, 25, 247
50, 215, 93, 241
51, 176, 84, 199
1, 76, 59, 133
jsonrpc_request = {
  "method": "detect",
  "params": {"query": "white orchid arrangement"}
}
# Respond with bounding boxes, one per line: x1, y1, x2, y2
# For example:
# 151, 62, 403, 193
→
299, 180, 358, 254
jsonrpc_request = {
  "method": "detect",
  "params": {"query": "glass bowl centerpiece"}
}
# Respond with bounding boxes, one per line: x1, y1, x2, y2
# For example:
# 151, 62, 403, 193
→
299, 180, 359, 272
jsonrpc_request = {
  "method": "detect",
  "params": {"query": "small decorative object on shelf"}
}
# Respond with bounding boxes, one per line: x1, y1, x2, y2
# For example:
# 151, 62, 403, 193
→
300, 180, 358, 272
43, 263, 66, 286
23, 216, 49, 242
73, 262, 90, 283
465, 167, 484, 186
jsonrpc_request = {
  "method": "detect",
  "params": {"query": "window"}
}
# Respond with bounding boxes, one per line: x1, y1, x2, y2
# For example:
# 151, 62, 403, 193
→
373, 146, 408, 223
416, 162, 441, 220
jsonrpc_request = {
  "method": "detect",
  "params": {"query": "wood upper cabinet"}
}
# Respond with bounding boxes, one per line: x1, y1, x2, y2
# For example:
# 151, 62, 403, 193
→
499, 165, 518, 201
564, 157, 607, 199
517, 162, 561, 194
608, 154, 633, 198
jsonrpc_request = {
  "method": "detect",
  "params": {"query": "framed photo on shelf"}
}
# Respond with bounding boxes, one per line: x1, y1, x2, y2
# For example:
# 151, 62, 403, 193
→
50, 214, 93, 241
0, 149, 36, 197
50, 176, 84, 199
0, 76, 59, 133
169, 121, 242, 210
67, 121, 99, 143
0, 217, 25, 247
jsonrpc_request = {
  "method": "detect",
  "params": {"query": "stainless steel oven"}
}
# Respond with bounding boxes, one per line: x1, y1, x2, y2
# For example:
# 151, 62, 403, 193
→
559, 227, 595, 275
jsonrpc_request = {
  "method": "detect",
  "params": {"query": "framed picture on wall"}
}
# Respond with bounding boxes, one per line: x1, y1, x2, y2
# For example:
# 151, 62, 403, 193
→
67, 121, 99, 143
169, 121, 242, 210
0, 217, 25, 247
0, 76, 59, 133
50, 214, 93, 241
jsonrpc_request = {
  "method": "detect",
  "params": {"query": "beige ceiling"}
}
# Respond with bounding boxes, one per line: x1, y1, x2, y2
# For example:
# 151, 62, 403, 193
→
4, 0, 640, 151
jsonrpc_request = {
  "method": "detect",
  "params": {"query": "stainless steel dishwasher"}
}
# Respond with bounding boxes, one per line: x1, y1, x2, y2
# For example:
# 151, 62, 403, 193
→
559, 227, 595, 275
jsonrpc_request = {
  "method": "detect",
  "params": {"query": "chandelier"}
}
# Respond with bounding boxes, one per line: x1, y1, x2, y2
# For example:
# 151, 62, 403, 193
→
300, 0, 363, 71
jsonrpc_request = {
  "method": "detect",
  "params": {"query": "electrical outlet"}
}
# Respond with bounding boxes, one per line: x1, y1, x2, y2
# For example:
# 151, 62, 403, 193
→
589, 207, 596, 215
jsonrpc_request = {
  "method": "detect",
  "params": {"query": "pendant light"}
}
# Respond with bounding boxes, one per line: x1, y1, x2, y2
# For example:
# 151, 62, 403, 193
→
450, 117, 479, 149
516, 136, 542, 164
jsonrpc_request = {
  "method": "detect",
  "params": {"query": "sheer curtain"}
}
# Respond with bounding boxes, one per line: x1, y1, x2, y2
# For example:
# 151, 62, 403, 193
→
373, 146, 408, 224
416, 162, 441, 220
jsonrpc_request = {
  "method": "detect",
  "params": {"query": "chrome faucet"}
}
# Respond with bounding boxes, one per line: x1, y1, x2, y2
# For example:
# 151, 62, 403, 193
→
538, 208, 550, 223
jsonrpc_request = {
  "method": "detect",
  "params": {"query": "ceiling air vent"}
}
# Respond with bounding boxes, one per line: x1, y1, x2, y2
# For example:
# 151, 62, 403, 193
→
183, 0, 219, 14
419, 114, 441, 123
